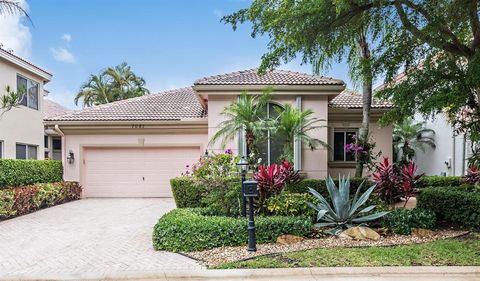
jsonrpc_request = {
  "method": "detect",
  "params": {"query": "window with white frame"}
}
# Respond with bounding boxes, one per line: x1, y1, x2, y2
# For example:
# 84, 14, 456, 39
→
17, 74, 39, 110
16, 143, 38, 160
332, 129, 358, 161
0, 141, 3, 159
254, 102, 286, 165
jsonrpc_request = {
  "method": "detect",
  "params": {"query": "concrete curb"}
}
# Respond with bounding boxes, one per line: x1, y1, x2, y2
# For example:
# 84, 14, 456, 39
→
1, 266, 479, 281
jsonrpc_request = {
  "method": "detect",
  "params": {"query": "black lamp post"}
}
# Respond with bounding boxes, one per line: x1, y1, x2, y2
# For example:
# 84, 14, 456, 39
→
236, 156, 249, 217
243, 180, 258, 252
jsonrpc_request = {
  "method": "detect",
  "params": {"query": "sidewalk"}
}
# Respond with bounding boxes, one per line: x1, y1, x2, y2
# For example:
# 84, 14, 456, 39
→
2, 266, 479, 281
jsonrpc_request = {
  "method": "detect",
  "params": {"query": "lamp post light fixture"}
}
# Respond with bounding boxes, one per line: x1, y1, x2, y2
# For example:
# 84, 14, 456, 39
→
243, 180, 258, 252
66, 150, 75, 164
236, 156, 249, 217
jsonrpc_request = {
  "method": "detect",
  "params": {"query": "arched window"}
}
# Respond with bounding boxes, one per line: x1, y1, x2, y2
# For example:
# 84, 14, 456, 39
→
255, 102, 286, 165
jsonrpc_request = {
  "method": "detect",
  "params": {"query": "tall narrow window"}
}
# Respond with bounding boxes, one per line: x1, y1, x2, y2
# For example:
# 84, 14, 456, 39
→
17, 75, 39, 110
333, 129, 357, 161
255, 103, 286, 165
0, 141, 3, 159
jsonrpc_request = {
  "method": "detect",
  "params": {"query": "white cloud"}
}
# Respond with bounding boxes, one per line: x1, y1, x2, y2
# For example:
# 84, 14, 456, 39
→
62, 33, 72, 43
213, 9, 223, 19
0, 0, 32, 58
50, 47, 76, 63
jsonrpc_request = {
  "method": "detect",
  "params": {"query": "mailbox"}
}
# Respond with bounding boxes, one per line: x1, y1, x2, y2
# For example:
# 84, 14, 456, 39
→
243, 180, 258, 197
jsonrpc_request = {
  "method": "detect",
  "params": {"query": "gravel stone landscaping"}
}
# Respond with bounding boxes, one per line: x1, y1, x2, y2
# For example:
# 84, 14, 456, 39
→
186, 230, 469, 267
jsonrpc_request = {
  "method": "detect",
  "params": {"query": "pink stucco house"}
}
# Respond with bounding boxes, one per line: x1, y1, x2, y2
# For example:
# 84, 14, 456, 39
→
44, 69, 392, 198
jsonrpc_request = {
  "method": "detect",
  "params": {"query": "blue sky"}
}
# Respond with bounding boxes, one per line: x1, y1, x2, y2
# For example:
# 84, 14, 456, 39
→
2, 0, 352, 109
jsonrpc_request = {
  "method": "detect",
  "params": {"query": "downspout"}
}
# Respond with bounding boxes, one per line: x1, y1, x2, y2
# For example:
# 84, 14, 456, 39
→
53, 125, 66, 171
452, 128, 456, 176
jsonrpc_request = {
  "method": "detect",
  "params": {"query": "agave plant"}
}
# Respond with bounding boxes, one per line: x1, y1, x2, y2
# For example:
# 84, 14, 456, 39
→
307, 176, 389, 235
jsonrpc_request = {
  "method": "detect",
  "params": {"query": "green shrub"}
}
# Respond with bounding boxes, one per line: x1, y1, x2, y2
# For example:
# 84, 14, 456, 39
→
0, 182, 81, 219
417, 185, 480, 228
266, 191, 389, 222
170, 177, 242, 216
416, 176, 462, 188
265, 193, 318, 219
0, 159, 63, 188
284, 177, 370, 194
170, 177, 205, 208
152, 208, 312, 252
382, 208, 436, 235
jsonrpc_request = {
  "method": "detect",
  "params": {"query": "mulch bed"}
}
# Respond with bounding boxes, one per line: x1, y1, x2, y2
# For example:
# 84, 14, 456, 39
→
185, 229, 469, 267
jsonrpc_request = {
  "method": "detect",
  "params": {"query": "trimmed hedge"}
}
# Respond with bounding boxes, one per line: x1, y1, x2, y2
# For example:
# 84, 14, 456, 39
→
152, 208, 312, 252
0, 159, 63, 188
284, 177, 371, 194
0, 182, 81, 219
417, 185, 480, 228
381, 208, 436, 235
170, 177, 241, 211
417, 176, 462, 189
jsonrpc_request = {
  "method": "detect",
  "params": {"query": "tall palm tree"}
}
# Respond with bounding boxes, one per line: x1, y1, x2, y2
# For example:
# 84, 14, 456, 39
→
209, 90, 271, 161
74, 62, 149, 107
393, 119, 436, 164
74, 74, 112, 107
104, 62, 149, 100
271, 104, 328, 162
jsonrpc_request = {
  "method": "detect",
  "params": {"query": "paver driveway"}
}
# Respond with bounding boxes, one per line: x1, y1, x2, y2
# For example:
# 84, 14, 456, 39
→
0, 198, 203, 277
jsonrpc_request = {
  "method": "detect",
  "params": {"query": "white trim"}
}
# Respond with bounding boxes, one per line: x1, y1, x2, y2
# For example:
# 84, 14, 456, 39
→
294, 96, 302, 170
0, 48, 52, 82
237, 95, 247, 157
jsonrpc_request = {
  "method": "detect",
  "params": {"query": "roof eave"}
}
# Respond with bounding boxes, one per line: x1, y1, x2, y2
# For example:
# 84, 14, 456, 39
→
44, 118, 208, 126
0, 49, 52, 82
193, 84, 346, 93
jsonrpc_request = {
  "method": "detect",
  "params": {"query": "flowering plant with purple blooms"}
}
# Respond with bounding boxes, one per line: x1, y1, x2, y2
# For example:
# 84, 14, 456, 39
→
345, 135, 380, 172
181, 149, 239, 179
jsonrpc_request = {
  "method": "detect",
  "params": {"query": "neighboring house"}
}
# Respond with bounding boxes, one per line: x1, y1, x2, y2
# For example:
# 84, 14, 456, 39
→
0, 47, 52, 160
44, 69, 392, 198
414, 113, 470, 176
43, 98, 71, 160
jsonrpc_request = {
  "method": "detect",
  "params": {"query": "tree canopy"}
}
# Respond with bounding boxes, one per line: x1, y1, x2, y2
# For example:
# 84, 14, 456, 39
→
224, 0, 480, 164
74, 62, 149, 107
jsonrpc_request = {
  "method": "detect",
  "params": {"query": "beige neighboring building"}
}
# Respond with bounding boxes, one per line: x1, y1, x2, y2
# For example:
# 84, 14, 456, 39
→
0, 48, 52, 160
45, 69, 392, 198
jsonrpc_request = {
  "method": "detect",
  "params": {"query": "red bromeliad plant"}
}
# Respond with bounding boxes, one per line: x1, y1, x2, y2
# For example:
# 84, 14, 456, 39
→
401, 161, 424, 207
371, 157, 402, 205
254, 160, 301, 212
371, 157, 424, 207
463, 166, 480, 185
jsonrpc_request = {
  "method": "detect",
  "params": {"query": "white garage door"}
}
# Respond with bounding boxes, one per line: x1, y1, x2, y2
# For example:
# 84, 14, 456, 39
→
83, 146, 200, 197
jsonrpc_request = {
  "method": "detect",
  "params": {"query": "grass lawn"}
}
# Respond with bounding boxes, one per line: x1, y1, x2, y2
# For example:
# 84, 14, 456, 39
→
214, 233, 480, 269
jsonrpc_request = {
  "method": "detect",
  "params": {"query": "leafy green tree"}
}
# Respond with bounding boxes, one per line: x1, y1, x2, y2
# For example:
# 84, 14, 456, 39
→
393, 119, 436, 165
362, 0, 480, 166
74, 62, 149, 107
271, 104, 327, 162
223, 0, 386, 177
208, 90, 271, 163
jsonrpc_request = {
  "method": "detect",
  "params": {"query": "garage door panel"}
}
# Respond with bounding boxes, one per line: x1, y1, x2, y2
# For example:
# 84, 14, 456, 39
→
83, 147, 200, 197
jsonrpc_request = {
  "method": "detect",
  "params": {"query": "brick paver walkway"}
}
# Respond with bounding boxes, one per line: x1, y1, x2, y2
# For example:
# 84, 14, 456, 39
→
0, 198, 203, 277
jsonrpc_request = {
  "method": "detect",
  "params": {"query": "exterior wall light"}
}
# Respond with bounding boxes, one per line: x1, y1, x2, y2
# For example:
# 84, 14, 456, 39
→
67, 150, 75, 164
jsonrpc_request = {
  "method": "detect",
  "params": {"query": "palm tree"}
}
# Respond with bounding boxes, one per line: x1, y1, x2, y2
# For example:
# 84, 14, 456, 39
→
209, 90, 271, 161
393, 119, 436, 164
0, 1, 31, 22
74, 74, 112, 107
74, 62, 149, 107
271, 104, 328, 162
104, 62, 149, 100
